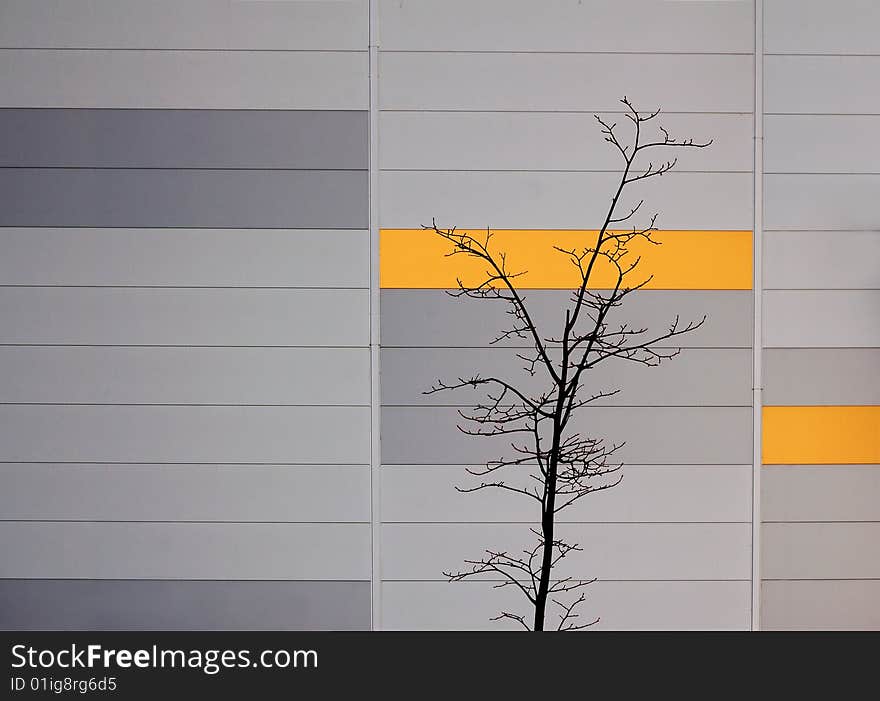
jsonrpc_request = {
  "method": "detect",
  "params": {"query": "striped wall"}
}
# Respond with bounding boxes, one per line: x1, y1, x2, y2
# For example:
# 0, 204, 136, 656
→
1, 0, 875, 632
0, 0, 372, 630
761, 0, 880, 630
378, 0, 755, 630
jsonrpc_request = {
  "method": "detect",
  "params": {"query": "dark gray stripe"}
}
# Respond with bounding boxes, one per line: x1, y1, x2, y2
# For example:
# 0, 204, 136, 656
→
381, 406, 752, 464
381, 347, 751, 406
0, 109, 367, 168
380, 289, 752, 348
0, 169, 366, 228
0, 579, 369, 630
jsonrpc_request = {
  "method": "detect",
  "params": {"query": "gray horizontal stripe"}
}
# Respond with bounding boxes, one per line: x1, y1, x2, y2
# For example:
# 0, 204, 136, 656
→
761, 579, 880, 630
381, 464, 751, 523
383, 580, 750, 630
381, 406, 752, 465
763, 291, 880, 348
380, 53, 753, 112
0, 169, 367, 228
764, 231, 880, 291
0, 0, 368, 51
764, 349, 880, 405
0, 288, 369, 346
380, 112, 752, 172
0, 109, 367, 168
0, 227, 368, 288
381, 171, 752, 230
765, 174, 880, 230
380, 290, 752, 349
765, 115, 880, 174
0, 405, 370, 464
0, 463, 370, 522
765, 1, 880, 56
382, 523, 751, 581
381, 347, 751, 407
0, 346, 370, 405
762, 523, 880, 580
0, 579, 370, 631
0, 50, 368, 109
762, 465, 880, 522
0, 522, 371, 580
765, 55, 880, 114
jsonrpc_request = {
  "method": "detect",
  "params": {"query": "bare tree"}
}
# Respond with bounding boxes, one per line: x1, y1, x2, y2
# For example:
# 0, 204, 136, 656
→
424, 98, 711, 631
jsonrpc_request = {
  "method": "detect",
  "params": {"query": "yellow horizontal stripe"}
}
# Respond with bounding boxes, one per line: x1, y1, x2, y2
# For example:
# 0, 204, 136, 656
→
763, 406, 880, 465
380, 229, 752, 290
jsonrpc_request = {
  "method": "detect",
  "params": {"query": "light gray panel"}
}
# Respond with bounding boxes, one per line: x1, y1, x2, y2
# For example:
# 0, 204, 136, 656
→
380, 0, 753, 53
381, 406, 752, 465
0, 523, 370, 579
380, 112, 752, 172
763, 291, 880, 348
0, 464, 369, 522
764, 350, 880, 405
380, 290, 753, 349
765, 116, 880, 174
762, 465, 880, 522
764, 231, 880, 290
0, 347, 370, 405
0, 50, 367, 109
0, 288, 369, 346
383, 580, 750, 631
0, 580, 370, 631
765, 56, 880, 114
381, 171, 752, 230
0, 0, 368, 50
382, 465, 751, 523
381, 348, 751, 406
762, 522, 880, 579
380, 53, 753, 112
762, 580, 880, 631
0, 228, 370, 288
0, 406, 369, 464
382, 523, 751, 580
765, 0, 880, 55
0, 170, 367, 229
765, 174, 880, 230
0, 110, 368, 168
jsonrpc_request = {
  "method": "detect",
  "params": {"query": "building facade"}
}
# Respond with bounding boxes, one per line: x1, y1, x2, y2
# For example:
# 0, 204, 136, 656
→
0, 0, 876, 630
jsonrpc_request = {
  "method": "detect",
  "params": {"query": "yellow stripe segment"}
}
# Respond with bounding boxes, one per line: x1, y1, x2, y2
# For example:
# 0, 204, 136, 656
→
380, 229, 752, 290
763, 406, 880, 465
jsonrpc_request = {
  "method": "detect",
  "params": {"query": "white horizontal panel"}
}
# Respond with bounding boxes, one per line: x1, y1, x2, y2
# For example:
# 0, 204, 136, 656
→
381, 171, 752, 229
0, 0, 368, 49
0, 50, 367, 109
383, 580, 750, 630
765, 174, 880, 230
0, 464, 370, 522
0, 347, 370, 405
763, 523, 880, 579
763, 465, 880, 522
382, 465, 752, 523
0, 288, 369, 346
380, 0, 753, 53
764, 291, 880, 347
762, 580, 880, 631
765, 0, 880, 55
764, 231, 880, 290
0, 406, 370, 464
382, 523, 751, 580
0, 229, 370, 287
380, 112, 751, 172
765, 116, 880, 173
380, 53, 753, 112
0, 522, 370, 579
765, 56, 880, 114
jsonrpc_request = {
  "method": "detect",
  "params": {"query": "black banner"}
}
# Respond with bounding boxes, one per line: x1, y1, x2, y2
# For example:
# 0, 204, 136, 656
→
1, 631, 873, 698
